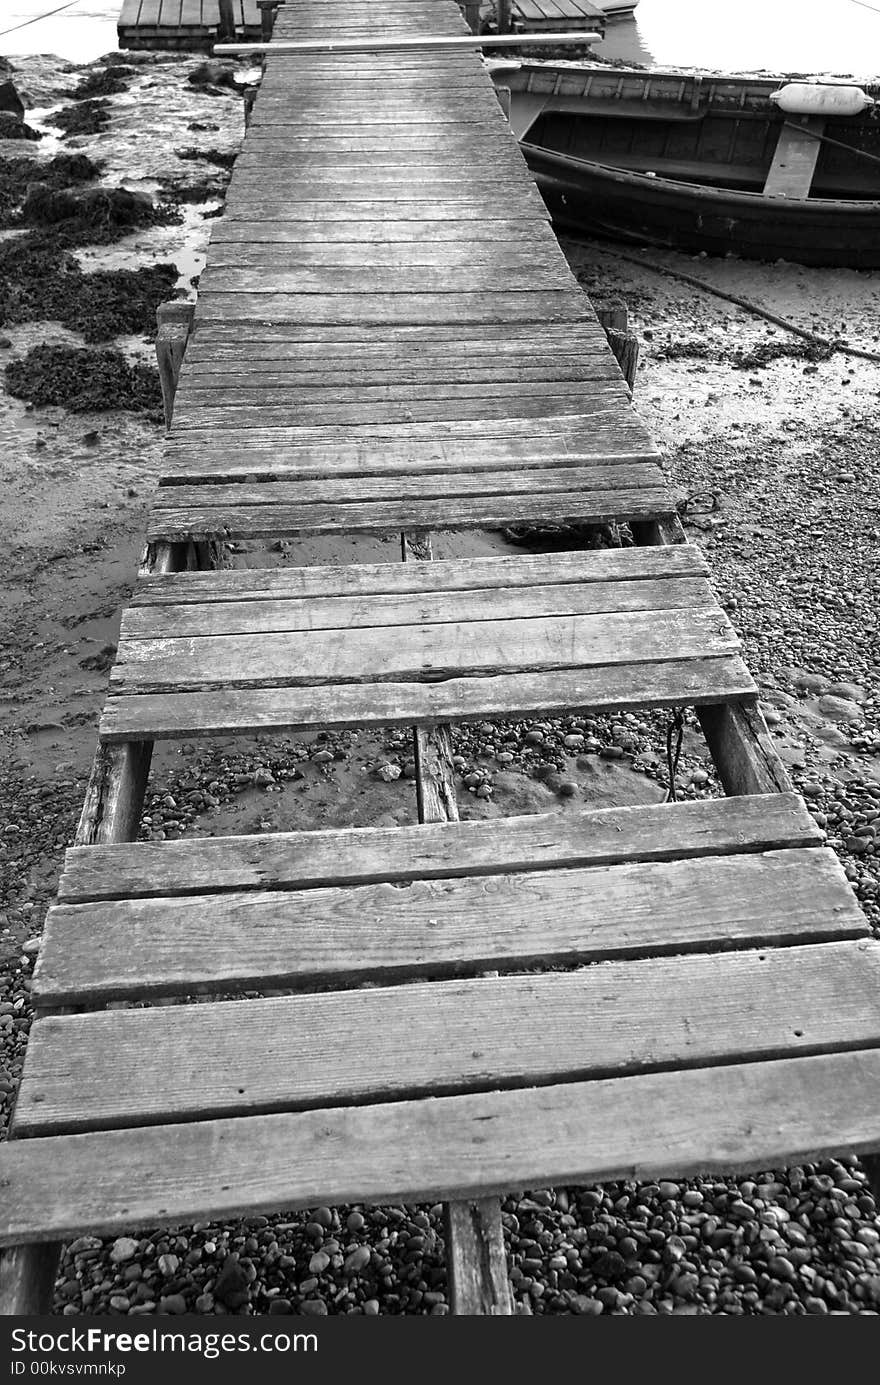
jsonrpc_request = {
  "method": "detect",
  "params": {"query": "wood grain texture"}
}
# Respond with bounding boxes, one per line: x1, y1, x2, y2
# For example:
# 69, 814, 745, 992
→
131, 546, 706, 605
3, 1050, 880, 1245
99, 656, 757, 741
36, 848, 863, 1005
120, 576, 714, 640
57, 793, 820, 903
16, 941, 880, 1133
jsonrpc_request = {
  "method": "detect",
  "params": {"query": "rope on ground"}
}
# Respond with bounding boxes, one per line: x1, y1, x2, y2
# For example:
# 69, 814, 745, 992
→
664, 709, 685, 803
590, 243, 880, 365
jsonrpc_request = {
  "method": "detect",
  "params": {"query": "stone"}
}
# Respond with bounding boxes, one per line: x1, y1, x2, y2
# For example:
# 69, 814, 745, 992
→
213, 1255, 251, 1309
344, 1245, 372, 1275
825, 682, 866, 704
109, 1237, 139, 1264
158, 1294, 188, 1315
818, 695, 863, 723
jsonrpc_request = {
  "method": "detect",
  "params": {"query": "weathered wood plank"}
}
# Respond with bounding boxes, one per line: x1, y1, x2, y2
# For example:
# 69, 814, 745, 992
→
120, 576, 712, 640
99, 656, 757, 741
3, 1050, 880, 1245
57, 793, 820, 904
149, 466, 662, 514
37, 848, 862, 1005
132, 546, 706, 605
110, 606, 740, 692
145, 489, 675, 540
16, 941, 880, 1133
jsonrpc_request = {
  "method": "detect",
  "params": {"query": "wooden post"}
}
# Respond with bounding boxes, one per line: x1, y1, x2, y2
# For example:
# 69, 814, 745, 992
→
217, 0, 236, 41
633, 514, 793, 795
462, 2, 481, 34
605, 327, 640, 392
258, 0, 279, 42
496, 0, 511, 33
401, 531, 513, 1317
495, 85, 511, 120
155, 300, 195, 431
594, 298, 629, 335
0, 543, 188, 1314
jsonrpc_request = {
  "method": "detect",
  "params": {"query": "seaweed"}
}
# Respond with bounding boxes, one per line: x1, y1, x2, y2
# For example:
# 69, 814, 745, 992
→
159, 177, 228, 205
20, 182, 179, 245
53, 99, 111, 137
66, 67, 134, 101
174, 146, 237, 170
0, 153, 100, 225
5, 343, 161, 413
0, 112, 41, 141
0, 243, 178, 342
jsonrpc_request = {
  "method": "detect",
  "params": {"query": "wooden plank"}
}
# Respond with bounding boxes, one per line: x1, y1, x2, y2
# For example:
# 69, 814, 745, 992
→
3, 1050, 880, 1245
120, 575, 712, 640
220, 196, 549, 220
763, 119, 825, 198
173, 382, 629, 408
57, 793, 821, 904
132, 545, 706, 605
203, 243, 568, 272
144, 489, 676, 540
110, 606, 739, 692
99, 656, 758, 741
36, 848, 862, 1006
179, 360, 621, 386
189, 293, 587, 326
16, 941, 880, 1133
149, 466, 658, 512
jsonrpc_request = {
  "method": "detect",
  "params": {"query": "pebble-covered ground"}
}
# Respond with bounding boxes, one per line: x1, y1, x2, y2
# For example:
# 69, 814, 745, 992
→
2, 52, 880, 1315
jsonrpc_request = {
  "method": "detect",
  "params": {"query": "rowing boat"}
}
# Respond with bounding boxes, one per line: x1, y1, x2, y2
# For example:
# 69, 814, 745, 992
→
499, 63, 880, 266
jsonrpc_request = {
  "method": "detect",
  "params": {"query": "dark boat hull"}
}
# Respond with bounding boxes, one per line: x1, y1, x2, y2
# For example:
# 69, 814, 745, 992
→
523, 145, 880, 268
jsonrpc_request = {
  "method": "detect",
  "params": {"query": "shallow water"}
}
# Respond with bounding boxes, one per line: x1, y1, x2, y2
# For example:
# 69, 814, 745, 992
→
1, 1, 119, 63
3, 0, 880, 75
603, 0, 880, 78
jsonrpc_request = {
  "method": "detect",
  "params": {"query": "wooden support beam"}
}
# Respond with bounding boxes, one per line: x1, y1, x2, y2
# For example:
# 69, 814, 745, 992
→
0, 542, 189, 1313
633, 514, 792, 794
496, 0, 512, 34
217, 0, 236, 41
402, 530, 513, 1317
445, 1199, 513, 1316
461, 1, 481, 34
606, 327, 640, 393
257, 0, 279, 42
155, 301, 195, 432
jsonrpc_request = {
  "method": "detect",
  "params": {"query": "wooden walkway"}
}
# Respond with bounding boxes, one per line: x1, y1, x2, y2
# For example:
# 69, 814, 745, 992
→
2, 0, 879, 1318
118, 0, 262, 49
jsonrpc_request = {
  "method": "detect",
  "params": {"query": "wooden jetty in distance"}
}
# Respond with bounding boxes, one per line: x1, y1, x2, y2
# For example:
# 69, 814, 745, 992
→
2, 0, 879, 1318
118, 0, 262, 50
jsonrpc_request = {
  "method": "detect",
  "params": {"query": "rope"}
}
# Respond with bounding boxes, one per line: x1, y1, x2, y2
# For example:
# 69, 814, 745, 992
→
583, 243, 880, 365
664, 710, 685, 803
0, 1, 82, 40
848, 0, 880, 15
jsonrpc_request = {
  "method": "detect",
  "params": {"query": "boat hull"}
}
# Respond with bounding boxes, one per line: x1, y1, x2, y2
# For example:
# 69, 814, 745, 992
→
523, 145, 880, 269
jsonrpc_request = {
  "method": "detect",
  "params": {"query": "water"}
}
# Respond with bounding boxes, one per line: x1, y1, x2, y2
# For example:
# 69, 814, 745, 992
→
0, 1, 119, 63
1, 0, 878, 76
603, 0, 880, 79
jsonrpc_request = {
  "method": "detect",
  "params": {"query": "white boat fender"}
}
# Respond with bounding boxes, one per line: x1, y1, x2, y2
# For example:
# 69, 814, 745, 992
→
770, 83, 875, 117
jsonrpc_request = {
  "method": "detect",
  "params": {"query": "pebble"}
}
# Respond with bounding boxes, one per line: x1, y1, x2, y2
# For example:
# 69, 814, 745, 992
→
109, 1237, 139, 1264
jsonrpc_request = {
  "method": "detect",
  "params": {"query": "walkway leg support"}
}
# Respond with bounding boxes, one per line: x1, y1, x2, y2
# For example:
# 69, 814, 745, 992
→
0, 543, 188, 1313
403, 531, 513, 1316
